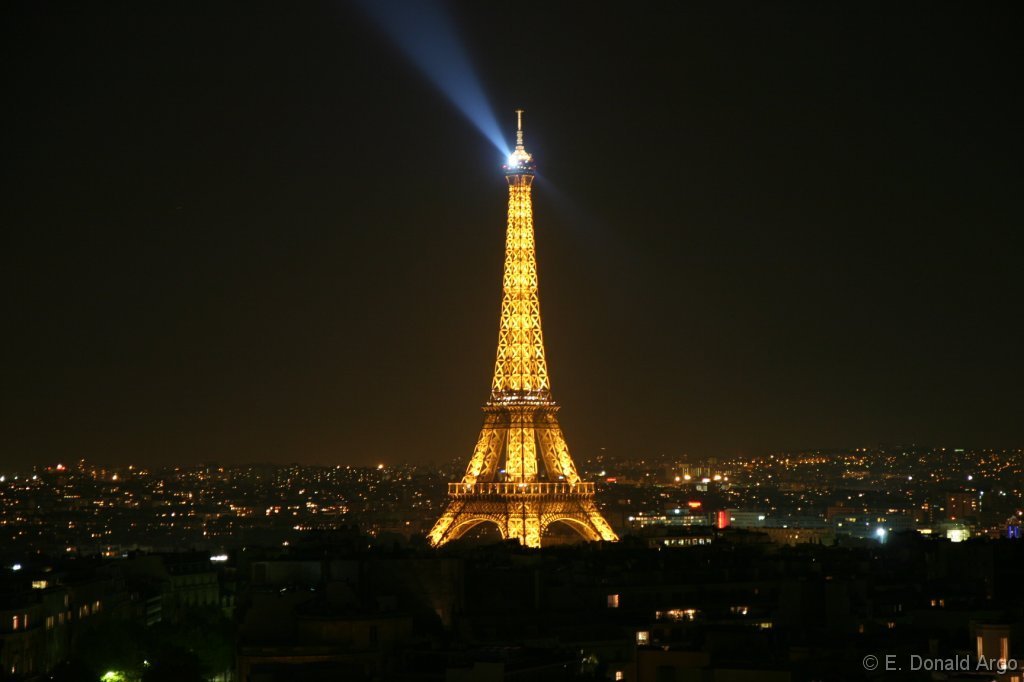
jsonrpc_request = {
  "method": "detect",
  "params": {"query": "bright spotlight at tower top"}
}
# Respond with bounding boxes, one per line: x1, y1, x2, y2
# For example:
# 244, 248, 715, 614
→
504, 109, 535, 174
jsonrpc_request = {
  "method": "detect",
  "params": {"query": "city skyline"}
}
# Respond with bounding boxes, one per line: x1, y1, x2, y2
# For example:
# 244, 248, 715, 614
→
3, 3, 1022, 468
3, 443, 1019, 557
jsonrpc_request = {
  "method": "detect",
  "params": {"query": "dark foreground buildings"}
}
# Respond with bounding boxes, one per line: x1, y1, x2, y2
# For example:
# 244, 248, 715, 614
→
4, 529, 1024, 682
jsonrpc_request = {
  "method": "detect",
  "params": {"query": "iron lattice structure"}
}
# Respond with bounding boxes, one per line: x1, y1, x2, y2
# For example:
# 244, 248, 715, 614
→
428, 111, 618, 548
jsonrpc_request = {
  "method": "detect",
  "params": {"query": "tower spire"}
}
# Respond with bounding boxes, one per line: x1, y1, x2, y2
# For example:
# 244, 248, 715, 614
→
506, 108, 533, 171
427, 113, 618, 548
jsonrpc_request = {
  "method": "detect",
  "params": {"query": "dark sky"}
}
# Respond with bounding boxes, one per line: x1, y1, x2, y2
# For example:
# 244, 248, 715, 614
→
2, 2, 1021, 468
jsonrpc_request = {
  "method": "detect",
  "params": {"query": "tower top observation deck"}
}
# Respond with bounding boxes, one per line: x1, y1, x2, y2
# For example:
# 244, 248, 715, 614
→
504, 108, 535, 174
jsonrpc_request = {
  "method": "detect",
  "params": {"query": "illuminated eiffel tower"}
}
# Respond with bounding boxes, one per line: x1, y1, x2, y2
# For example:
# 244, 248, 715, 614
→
428, 111, 618, 548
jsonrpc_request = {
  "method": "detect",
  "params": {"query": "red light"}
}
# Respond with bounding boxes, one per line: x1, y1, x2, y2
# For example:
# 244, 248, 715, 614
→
717, 511, 730, 529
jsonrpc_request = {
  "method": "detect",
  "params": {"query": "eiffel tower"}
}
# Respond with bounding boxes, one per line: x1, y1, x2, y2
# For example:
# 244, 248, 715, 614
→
428, 111, 618, 548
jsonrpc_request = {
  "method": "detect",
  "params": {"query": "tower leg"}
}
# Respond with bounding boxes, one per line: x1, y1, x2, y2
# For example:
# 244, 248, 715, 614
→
536, 411, 581, 484
580, 499, 619, 542
461, 411, 507, 487
538, 498, 619, 543
428, 499, 512, 547
427, 499, 466, 547
505, 499, 541, 548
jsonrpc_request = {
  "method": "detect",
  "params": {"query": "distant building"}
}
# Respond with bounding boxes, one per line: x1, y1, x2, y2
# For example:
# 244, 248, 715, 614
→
973, 621, 1023, 677
120, 552, 223, 622
0, 571, 127, 678
921, 520, 973, 542
760, 527, 836, 547
235, 556, 424, 681
721, 510, 767, 529
629, 512, 711, 529
0, 597, 47, 677
636, 526, 716, 548
946, 491, 980, 520
833, 512, 915, 540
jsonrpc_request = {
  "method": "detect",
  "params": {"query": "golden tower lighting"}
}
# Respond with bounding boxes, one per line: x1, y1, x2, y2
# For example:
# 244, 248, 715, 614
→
428, 111, 618, 548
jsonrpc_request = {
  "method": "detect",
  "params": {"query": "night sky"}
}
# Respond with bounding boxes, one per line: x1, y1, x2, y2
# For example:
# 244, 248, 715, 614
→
2, 2, 1021, 468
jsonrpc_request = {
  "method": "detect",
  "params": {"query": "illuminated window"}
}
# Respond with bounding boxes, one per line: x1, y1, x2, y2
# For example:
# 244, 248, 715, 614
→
607, 594, 619, 608
659, 608, 698, 622
12, 615, 19, 630
46, 616, 54, 630
977, 636, 984, 658
636, 630, 650, 645
1001, 637, 1009, 662
615, 672, 624, 681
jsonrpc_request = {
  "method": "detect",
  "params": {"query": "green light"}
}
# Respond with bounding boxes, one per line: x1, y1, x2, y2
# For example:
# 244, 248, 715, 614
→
100, 672, 126, 682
